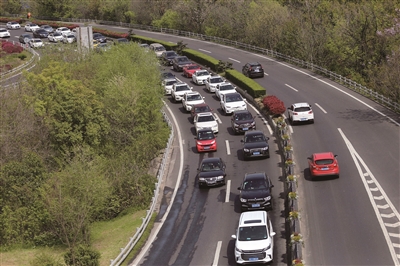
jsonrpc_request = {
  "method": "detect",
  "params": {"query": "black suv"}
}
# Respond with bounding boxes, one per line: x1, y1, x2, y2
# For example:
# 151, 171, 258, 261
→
242, 62, 264, 78
238, 172, 274, 211
160, 51, 179, 66
241, 130, 270, 160
231, 110, 256, 134
172, 56, 192, 71
197, 157, 226, 188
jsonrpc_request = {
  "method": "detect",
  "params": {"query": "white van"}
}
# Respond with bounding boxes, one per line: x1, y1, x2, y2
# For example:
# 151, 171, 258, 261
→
231, 211, 276, 264
149, 43, 166, 57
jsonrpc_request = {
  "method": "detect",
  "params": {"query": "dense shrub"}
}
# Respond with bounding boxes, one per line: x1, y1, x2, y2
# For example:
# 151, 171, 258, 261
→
1, 41, 24, 54
225, 69, 266, 98
182, 48, 219, 72
93, 28, 129, 39
263, 95, 285, 115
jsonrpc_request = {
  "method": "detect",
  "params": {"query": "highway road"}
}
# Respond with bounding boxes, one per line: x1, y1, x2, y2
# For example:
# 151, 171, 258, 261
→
4, 23, 400, 266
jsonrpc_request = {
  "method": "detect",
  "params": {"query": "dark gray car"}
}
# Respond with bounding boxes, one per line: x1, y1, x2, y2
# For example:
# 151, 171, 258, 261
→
197, 157, 226, 188
19, 33, 33, 44
238, 172, 274, 211
231, 110, 256, 134
241, 130, 270, 160
172, 56, 191, 71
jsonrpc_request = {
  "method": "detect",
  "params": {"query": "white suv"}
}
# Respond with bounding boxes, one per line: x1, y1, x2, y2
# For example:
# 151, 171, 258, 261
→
182, 91, 205, 112
171, 82, 192, 102
220, 92, 247, 115
287, 102, 314, 124
232, 211, 276, 265
194, 112, 218, 134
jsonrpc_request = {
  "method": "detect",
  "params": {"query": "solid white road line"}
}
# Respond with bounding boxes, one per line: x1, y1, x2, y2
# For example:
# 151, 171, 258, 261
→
225, 180, 231, 203
225, 140, 231, 155
199, 48, 211, 53
228, 57, 240, 63
214, 113, 222, 123
212, 241, 222, 266
315, 103, 327, 114
264, 72, 269, 76
285, 84, 298, 92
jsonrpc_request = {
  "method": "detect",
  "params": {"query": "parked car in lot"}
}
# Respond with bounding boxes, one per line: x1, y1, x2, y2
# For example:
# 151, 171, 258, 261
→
24, 23, 40, 32
231, 110, 256, 134
307, 152, 339, 179
241, 130, 270, 160
56, 27, 71, 36
204, 75, 225, 92
194, 112, 218, 134
171, 82, 192, 102
160, 50, 178, 65
29, 38, 44, 48
172, 56, 192, 71
183, 64, 201, 78
48, 32, 64, 42
63, 34, 76, 44
92, 32, 107, 43
19, 33, 33, 43
287, 102, 314, 124
0, 28, 11, 38
231, 211, 275, 264
114, 38, 129, 44
182, 91, 205, 112
192, 69, 212, 85
242, 62, 264, 78
238, 172, 274, 211
195, 128, 217, 152
149, 43, 166, 57
215, 82, 236, 99
220, 92, 247, 115
197, 157, 226, 187
33, 29, 49, 38
40, 25, 54, 33
163, 78, 178, 95
6, 21, 21, 30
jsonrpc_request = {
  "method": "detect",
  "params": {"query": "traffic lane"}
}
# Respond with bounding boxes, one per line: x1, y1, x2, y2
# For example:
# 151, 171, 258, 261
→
292, 121, 394, 265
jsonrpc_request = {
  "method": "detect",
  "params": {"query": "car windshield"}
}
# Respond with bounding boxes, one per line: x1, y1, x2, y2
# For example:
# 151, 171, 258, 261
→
0, 29, 7, 32
33, 40, 42, 43
294, 107, 311, 112
176, 85, 190, 92
165, 51, 176, 56
177, 57, 189, 62
219, 84, 234, 91
155, 46, 165, 51
238, 226, 268, 241
315, 159, 333, 165
235, 113, 253, 121
165, 80, 177, 86
226, 94, 243, 103
66, 34, 74, 38
197, 131, 214, 140
194, 106, 211, 113
210, 77, 223, 83
197, 115, 215, 122
243, 179, 267, 190
245, 134, 265, 143
54, 33, 62, 36
201, 161, 222, 171
197, 71, 209, 76
187, 94, 202, 101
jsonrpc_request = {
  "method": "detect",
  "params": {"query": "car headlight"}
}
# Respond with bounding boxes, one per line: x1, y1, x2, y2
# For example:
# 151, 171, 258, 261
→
261, 146, 269, 150
251, 122, 256, 126
264, 196, 271, 201
240, 198, 247, 203
242, 104, 246, 108
216, 175, 224, 180
235, 247, 243, 252
199, 177, 205, 181
197, 141, 202, 145
233, 123, 239, 127
262, 243, 271, 251
210, 140, 215, 144
243, 148, 249, 152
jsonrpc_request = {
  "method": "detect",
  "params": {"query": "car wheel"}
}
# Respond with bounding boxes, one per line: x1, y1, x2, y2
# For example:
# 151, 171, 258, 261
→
336, 174, 340, 179
266, 152, 270, 159
310, 119, 314, 124
243, 154, 247, 161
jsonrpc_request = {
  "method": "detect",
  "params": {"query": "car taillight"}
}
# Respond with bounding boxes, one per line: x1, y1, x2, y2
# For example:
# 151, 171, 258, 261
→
308, 111, 313, 114
293, 112, 298, 115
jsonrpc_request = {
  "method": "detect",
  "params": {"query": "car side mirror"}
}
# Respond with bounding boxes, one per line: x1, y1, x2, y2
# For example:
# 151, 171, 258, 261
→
270, 184, 274, 188
237, 187, 241, 190
334, 155, 338, 157
270, 232, 276, 237
307, 157, 312, 160
287, 107, 290, 110
240, 139, 244, 143
194, 137, 197, 139
243, 98, 247, 102
231, 235, 237, 239
266, 137, 270, 140
197, 168, 200, 171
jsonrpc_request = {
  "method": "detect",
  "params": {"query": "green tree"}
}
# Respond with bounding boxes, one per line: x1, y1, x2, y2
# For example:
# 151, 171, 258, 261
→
64, 244, 100, 266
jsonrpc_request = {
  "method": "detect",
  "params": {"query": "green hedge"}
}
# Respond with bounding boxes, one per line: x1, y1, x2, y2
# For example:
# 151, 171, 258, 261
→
181, 49, 219, 72
225, 69, 266, 98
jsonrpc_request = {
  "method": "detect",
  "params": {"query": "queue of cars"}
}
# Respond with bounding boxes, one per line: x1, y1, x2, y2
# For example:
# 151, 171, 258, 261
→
153, 40, 340, 264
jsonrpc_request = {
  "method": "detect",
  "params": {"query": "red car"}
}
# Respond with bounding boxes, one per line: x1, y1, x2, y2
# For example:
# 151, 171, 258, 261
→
307, 152, 340, 179
183, 64, 201, 78
195, 128, 217, 152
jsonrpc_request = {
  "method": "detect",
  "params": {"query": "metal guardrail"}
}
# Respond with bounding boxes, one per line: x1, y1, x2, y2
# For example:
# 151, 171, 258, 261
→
110, 105, 174, 266
59, 18, 400, 113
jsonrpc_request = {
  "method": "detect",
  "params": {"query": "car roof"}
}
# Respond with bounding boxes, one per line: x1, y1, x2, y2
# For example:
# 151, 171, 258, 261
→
150, 43, 164, 47
225, 92, 241, 96
233, 110, 251, 115
197, 128, 215, 134
174, 82, 188, 86
244, 172, 267, 181
244, 130, 264, 136
201, 157, 221, 164
185, 91, 200, 95
196, 112, 213, 117
292, 102, 311, 108
239, 211, 267, 226
164, 78, 177, 82
313, 152, 335, 160
249, 62, 261, 66
193, 103, 210, 108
